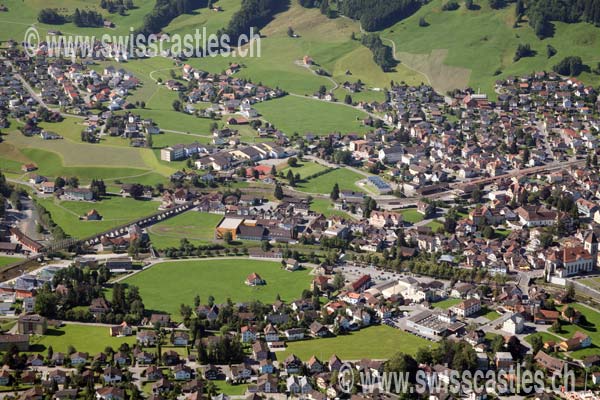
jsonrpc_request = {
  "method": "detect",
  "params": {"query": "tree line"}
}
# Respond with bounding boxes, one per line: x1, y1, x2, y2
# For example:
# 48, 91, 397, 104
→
339, 0, 423, 31
38, 8, 105, 27
101, 0, 135, 14
221, 0, 281, 44
361, 34, 397, 72
139, 0, 202, 35
526, 0, 600, 38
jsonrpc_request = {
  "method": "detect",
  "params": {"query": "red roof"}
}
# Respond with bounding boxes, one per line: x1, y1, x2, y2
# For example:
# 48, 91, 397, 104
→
351, 274, 371, 291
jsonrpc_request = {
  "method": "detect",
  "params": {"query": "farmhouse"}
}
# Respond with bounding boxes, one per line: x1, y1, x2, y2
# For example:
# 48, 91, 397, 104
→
559, 331, 592, 351
246, 273, 265, 286
0, 334, 29, 351
17, 314, 47, 335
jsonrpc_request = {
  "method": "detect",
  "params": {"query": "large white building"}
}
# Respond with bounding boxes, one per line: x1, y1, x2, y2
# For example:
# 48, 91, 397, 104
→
502, 313, 525, 334
450, 298, 481, 318
160, 145, 186, 161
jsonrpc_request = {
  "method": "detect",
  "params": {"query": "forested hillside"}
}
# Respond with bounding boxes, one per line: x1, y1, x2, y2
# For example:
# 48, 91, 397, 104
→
223, 0, 283, 41
526, 0, 600, 38
338, 0, 423, 31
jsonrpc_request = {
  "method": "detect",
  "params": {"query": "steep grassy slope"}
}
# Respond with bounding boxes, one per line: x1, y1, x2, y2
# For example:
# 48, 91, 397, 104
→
382, 0, 600, 94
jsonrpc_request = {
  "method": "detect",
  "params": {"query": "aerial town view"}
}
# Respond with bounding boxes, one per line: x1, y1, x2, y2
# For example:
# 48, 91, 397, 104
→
2, 0, 600, 399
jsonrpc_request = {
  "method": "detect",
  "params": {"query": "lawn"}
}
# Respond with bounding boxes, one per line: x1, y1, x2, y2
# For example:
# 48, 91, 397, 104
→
280, 161, 329, 180
524, 332, 563, 346
560, 303, 600, 359
279, 325, 432, 361
5, 127, 150, 170
431, 298, 461, 309
399, 208, 424, 224
213, 381, 249, 396
479, 307, 502, 321
254, 96, 369, 135
37, 195, 160, 239
122, 259, 314, 316
578, 277, 600, 291
147, 211, 223, 249
310, 198, 351, 218
29, 324, 137, 354
151, 132, 213, 149
426, 220, 444, 231
0, 257, 21, 269
295, 168, 366, 195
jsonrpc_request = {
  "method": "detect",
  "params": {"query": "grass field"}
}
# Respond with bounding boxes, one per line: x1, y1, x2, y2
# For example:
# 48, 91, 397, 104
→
426, 220, 444, 231
399, 208, 424, 224
254, 96, 369, 135
578, 277, 600, 291
524, 331, 563, 346
147, 211, 223, 248
29, 324, 137, 354
383, 0, 600, 95
37, 195, 160, 239
0, 0, 156, 41
122, 259, 314, 316
0, 257, 21, 269
213, 381, 249, 396
295, 168, 366, 195
1, 124, 166, 182
279, 325, 431, 361
479, 307, 502, 321
431, 298, 461, 309
310, 198, 351, 218
560, 303, 600, 359
185, 2, 424, 99
280, 161, 329, 179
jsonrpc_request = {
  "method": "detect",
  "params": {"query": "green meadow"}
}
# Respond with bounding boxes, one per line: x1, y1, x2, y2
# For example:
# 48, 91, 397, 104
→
147, 211, 223, 248
122, 259, 313, 316
37, 195, 160, 239
295, 168, 366, 194
383, 0, 600, 95
279, 325, 431, 361
30, 324, 137, 354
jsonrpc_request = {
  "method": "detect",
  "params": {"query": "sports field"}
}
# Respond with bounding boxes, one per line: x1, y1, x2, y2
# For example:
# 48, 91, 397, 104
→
279, 325, 431, 361
122, 259, 313, 316
147, 211, 223, 248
